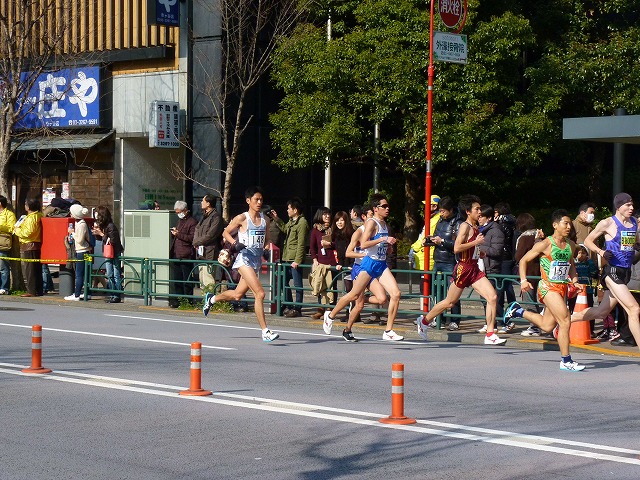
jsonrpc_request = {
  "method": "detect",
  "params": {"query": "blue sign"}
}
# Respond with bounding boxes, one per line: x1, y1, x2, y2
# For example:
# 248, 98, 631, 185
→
16, 67, 101, 129
155, 0, 179, 27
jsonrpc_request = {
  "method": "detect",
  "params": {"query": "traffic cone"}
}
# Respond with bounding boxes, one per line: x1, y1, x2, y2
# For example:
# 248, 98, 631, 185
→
570, 286, 599, 345
380, 363, 416, 425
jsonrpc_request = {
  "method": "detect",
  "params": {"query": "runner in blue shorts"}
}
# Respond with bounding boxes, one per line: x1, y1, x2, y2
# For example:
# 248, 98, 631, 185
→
323, 194, 403, 341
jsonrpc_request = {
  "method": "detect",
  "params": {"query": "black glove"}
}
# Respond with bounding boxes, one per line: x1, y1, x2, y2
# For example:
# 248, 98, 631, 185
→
602, 250, 613, 261
263, 249, 271, 260
231, 242, 246, 253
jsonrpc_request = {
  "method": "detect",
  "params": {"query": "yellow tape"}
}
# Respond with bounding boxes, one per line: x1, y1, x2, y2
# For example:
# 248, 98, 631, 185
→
0, 254, 92, 263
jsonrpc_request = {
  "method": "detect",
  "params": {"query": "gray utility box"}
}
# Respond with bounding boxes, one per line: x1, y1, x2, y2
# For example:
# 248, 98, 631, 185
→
123, 210, 175, 294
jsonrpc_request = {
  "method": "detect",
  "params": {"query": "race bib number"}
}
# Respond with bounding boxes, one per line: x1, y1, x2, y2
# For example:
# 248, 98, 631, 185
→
249, 229, 266, 248
376, 241, 388, 258
549, 260, 570, 282
471, 245, 480, 260
621, 231, 635, 251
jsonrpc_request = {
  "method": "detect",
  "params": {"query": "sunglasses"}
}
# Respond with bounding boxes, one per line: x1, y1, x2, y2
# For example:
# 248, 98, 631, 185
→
376, 204, 390, 209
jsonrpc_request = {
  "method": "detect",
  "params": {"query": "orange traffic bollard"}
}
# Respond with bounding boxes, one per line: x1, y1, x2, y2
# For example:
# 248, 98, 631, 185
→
570, 286, 599, 345
22, 325, 52, 374
380, 363, 416, 425
179, 342, 212, 396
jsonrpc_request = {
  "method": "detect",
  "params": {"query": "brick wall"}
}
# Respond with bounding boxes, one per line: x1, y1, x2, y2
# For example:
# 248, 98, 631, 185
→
68, 169, 114, 212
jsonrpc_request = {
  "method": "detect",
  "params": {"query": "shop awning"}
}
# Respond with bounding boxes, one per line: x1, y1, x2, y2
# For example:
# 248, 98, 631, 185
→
11, 131, 114, 151
563, 115, 640, 144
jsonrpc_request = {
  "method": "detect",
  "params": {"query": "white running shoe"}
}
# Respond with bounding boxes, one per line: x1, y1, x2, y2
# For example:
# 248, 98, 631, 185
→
520, 326, 541, 337
64, 294, 80, 301
382, 330, 404, 341
323, 310, 334, 335
560, 360, 585, 372
262, 329, 279, 342
478, 325, 488, 333
484, 333, 507, 345
416, 315, 428, 340
0, 289, 7, 295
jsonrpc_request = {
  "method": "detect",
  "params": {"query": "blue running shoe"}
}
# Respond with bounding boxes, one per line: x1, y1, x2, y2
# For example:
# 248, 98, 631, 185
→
504, 301, 523, 321
202, 293, 215, 317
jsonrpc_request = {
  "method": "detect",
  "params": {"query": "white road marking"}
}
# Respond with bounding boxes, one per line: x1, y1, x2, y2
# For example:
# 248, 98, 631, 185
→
0, 323, 235, 350
1, 362, 639, 466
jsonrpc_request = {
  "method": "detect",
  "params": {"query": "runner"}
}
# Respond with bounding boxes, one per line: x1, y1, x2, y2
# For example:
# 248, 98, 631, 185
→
202, 186, 279, 342
504, 209, 586, 371
570, 193, 640, 351
416, 195, 507, 346
323, 193, 404, 341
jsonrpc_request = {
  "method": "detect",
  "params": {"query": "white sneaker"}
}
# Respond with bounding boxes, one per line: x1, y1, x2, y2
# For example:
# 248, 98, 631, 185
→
0, 289, 7, 295
520, 326, 540, 337
262, 329, 279, 342
323, 310, 334, 335
478, 325, 488, 333
484, 333, 507, 345
79, 293, 91, 300
382, 330, 404, 341
560, 360, 585, 372
64, 294, 80, 301
416, 315, 428, 340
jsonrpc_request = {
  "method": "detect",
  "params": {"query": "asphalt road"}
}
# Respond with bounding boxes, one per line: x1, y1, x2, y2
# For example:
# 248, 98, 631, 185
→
2, 301, 639, 479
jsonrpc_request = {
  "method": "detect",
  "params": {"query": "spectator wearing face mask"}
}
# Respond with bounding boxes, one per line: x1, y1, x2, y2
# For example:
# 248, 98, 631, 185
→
169, 200, 198, 308
572, 202, 596, 260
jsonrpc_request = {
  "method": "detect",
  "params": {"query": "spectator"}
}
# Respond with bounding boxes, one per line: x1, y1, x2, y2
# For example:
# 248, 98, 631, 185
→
169, 201, 198, 308
14, 198, 43, 297
263, 205, 284, 250
572, 202, 597, 262
494, 202, 518, 328
0, 195, 16, 294
92, 206, 124, 304
193, 194, 223, 289
477, 204, 506, 332
350, 205, 364, 229
272, 197, 309, 318
514, 213, 544, 336
332, 211, 355, 305
64, 204, 91, 301
427, 196, 463, 330
569, 244, 598, 312
309, 207, 336, 319
410, 195, 441, 271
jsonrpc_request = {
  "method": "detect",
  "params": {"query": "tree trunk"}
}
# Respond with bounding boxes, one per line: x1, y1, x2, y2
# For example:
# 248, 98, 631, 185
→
403, 170, 421, 242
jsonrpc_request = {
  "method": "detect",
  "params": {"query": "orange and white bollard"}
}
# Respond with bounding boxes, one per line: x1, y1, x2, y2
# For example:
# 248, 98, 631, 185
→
22, 325, 52, 374
379, 363, 416, 425
570, 286, 599, 345
179, 342, 212, 396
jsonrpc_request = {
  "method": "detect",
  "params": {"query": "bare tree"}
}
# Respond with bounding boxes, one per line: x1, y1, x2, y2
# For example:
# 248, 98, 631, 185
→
177, 0, 309, 221
0, 0, 72, 199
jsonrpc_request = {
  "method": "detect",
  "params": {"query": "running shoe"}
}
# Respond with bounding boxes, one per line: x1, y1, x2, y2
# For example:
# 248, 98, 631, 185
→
484, 333, 507, 345
382, 330, 404, 341
202, 293, 214, 317
520, 326, 540, 337
478, 325, 488, 333
608, 329, 620, 341
595, 328, 610, 340
560, 360, 585, 372
447, 322, 459, 331
342, 329, 358, 342
262, 329, 280, 342
498, 322, 516, 334
323, 310, 334, 335
416, 315, 428, 340
504, 301, 523, 321
428, 319, 440, 329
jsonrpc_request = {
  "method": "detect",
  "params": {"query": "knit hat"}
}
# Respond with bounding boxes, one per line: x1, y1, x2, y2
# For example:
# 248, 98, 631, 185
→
70, 204, 88, 220
613, 192, 633, 210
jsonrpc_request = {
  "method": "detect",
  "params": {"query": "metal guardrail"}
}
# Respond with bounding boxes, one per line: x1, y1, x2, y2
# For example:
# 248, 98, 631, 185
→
84, 256, 540, 324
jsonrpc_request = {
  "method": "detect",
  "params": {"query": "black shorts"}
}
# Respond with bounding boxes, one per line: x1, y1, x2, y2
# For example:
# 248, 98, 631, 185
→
600, 265, 631, 290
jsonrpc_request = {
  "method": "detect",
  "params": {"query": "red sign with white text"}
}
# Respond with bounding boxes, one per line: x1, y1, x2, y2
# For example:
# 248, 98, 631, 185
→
438, 0, 467, 32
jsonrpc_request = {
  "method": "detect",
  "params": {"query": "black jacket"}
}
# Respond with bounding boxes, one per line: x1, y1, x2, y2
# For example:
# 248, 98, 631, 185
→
432, 209, 463, 265
478, 221, 504, 274
192, 209, 224, 260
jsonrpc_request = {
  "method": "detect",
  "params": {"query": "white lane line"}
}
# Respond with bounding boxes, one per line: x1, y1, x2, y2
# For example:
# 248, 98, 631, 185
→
104, 314, 427, 344
1, 363, 639, 465
0, 323, 235, 351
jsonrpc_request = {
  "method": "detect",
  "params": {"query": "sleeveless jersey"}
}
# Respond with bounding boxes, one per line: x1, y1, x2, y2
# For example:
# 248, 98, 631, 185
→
364, 218, 388, 262
605, 216, 637, 268
237, 212, 266, 256
457, 222, 481, 264
539, 237, 572, 284
353, 225, 365, 265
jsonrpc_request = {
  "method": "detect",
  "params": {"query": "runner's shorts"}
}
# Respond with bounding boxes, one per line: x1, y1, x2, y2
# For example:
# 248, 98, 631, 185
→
600, 265, 631, 290
537, 278, 568, 303
452, 261, 485, 289
232, 250, 261, 274
360, 257, 387, 280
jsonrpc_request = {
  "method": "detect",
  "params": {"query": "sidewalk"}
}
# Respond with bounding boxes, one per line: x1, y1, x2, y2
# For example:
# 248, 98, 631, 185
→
3, 289, 639, 359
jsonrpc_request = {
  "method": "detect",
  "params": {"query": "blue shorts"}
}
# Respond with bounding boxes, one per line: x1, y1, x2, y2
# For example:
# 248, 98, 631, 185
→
360, 256, 387, 280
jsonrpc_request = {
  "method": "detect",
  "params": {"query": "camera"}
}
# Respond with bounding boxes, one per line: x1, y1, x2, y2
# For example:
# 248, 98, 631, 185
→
261, 205, 273, 219
423, 236, 437, 247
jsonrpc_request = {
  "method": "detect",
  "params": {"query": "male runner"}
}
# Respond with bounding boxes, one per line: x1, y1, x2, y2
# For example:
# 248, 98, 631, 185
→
202, 186, 279, 342
323, 193, 403, 341
504, 209, 585, 371
416, 195, 507, 345
570, 193, 640, 351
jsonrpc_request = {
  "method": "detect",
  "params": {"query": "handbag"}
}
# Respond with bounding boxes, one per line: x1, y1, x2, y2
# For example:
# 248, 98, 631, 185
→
0, 233, 11, 251
103, 238, 115, 259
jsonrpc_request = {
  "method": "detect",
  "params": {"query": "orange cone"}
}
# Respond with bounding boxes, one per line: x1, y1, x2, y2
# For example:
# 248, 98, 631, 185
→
22, 325, 52, 374
380, 363, 416, 425
180, 342, 212, 396
570, 286, 599, 345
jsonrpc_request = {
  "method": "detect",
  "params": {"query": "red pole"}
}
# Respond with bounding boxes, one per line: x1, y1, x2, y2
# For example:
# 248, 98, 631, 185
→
422, 0, 436, 312
22, 325, 52, 374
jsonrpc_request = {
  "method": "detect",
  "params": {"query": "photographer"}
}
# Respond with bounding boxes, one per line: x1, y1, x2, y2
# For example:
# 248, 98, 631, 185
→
263, 205, 285, 250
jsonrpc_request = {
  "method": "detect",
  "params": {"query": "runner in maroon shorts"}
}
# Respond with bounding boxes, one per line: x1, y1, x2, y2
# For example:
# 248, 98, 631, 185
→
417, 195, 507, 345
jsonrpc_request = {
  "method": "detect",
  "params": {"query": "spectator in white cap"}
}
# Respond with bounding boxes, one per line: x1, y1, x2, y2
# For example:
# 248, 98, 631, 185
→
65, 204, 91, 301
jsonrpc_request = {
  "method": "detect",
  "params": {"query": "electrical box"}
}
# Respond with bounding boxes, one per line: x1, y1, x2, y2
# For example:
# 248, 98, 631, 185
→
123, 209, 174, 294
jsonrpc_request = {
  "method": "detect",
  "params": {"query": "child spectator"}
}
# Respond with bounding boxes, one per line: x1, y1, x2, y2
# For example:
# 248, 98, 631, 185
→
570, 244, 599, 338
